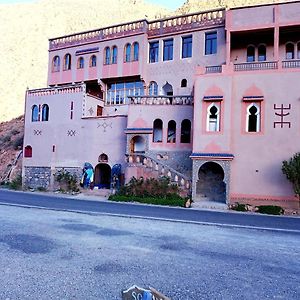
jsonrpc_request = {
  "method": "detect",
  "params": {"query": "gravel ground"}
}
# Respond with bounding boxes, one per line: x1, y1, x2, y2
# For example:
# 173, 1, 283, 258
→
0, 205, 299, 300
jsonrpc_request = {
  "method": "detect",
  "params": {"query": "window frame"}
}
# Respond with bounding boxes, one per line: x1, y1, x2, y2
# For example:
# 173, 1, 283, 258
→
149, 41, 159, 63
182, 35, 192, 59
163, 38, 174, 61
63, 53, 72, 71
205, 31, 217, 55
206, 103, 220, 132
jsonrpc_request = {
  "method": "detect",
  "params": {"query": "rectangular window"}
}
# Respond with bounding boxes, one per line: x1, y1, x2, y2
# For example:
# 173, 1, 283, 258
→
149, 41, 159, 63
163, 39, 173, 61
205, 32, 217, 55
182, 35, 192, 58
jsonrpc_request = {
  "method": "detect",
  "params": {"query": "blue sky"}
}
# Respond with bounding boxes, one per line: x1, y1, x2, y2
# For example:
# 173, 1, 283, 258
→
0, 0, 186, 10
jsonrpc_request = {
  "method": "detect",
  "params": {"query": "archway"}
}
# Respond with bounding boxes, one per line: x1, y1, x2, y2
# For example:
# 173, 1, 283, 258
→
196, 162, 226, 203
94, 163, 111, 189
162, 82, 173, 96
130, 135, 145, 153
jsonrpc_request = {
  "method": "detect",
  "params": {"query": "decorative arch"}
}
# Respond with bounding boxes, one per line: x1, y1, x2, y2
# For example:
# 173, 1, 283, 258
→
153, 119, 163, 143
130, 135, 145, 153
41, 104, 49, 121
31, 105, 39, 122
52, 56, 60, 72
90, 55, 97, 67
206, 103, 220, 132
104, 47, 111, 65
246, 45, 255, 62
133, 42, 139, 61
63, 53, 71, 70
246, 103, 260, 132
286, 42, 295, 60
124, 43, 131, 62
167, 120, 176, 143
180, 119, 191, 143
112, 46, 118, 64
99, 153, 108, 162
148, 81, 158, 96
77, 57, 84, 69
181, 79, 187, 87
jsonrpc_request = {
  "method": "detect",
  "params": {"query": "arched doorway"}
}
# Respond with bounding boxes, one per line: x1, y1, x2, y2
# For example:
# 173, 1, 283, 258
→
196, 162, 226, 203
94, 163, 111, 189
130, 135, 145, 153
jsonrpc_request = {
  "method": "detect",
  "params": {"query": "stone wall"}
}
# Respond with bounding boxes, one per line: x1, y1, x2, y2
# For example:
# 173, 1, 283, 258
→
24, 167, 51, 189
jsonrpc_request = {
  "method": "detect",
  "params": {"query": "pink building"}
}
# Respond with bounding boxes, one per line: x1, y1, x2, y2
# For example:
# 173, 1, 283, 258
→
23, 1, 300, 210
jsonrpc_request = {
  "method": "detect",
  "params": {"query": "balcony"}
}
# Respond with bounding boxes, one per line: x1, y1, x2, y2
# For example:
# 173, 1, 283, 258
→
27, 83, 84, 97
129, 95, 193, 105
234, 61, 278, 71
282, 60, 300, 69
205, 65, 222, 74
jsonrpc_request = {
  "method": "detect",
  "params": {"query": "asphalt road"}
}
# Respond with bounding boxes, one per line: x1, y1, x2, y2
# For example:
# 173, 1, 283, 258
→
0, 204, 299, 300
0, 189, 299, 233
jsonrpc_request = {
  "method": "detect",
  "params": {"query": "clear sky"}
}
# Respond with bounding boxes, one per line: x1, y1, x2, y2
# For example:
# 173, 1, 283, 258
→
0, 0, 186, 10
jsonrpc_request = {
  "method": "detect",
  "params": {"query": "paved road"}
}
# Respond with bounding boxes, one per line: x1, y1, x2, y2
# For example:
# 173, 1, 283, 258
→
0, 189, 299, 233
0, 204, 299, 300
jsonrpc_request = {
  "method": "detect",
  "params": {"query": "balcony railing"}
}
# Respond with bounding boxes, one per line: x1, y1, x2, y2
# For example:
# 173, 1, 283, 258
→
129, 95, 193, 105
205, 65, 222, 73
234, 61, 278, 71
27, 83, 84, 97
282, 60, 300, 69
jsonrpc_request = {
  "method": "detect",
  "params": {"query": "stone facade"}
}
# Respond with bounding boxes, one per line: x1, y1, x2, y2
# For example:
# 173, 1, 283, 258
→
24, 167, 51, 189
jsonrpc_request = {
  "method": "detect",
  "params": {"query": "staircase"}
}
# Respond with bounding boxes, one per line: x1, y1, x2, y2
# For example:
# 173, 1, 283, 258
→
125, 153, 192, 195
1, 150, 23, 183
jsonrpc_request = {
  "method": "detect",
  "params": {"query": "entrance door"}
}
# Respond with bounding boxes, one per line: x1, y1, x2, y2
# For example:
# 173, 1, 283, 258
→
94, 163, 111, 189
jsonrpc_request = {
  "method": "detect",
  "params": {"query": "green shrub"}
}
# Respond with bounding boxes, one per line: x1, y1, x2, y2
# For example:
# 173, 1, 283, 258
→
37, 186, 47, 192
9, 175, 22, 190
282, 153, 300, 198
231, 203, 248, 212
256, 205, 284, 215
54, 169, 79, 192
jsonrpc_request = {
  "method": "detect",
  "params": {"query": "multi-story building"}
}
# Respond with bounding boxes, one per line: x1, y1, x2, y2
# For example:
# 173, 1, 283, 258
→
23, 1, 300, 211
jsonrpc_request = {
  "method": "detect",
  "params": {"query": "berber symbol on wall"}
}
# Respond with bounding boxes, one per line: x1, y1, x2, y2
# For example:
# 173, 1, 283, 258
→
67, 130, 76, 136
273, 104, 291, 128
97, 121, 112, 132
33, 129, 42, 136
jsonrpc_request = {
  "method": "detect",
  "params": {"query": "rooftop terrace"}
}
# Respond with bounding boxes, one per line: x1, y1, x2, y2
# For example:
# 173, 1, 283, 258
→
49, 8, 225, 51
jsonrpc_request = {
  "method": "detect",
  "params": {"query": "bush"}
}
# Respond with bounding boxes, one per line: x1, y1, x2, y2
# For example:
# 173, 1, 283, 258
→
54, 169, 79, 192
9, 175, 22, 190
256, 205, 284, 215
230, 203, 248, 212
282, 153, 300, 198
13, 136, 23, 150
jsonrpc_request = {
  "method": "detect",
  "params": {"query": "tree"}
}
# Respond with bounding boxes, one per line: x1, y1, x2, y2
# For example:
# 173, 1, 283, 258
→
282, 153, 300, 200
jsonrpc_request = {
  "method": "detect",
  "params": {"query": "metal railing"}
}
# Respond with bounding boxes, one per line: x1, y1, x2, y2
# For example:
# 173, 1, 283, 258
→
234, 61, 278, 71
129, 95, 193, 105
282, 60, 300, 69
205, 65, 222, 73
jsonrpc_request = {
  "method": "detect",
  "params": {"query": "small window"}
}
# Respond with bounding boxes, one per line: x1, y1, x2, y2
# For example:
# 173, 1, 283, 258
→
286, 43, 295, 60
41, 104, 49, 121
247, 104, 260, 132
297, 43, 300, 59
247, 46, 255, 62
180, 119, 191, 143
99, 153, 108, 162
77, 57, 84, 69
31, 105, 39, 122
182, 35, 192, 58
52, 56, 60, 72
258, 45, 266, 61
63, 53, 71, 70
149, 81, 158, 96
163, 39, 173, 61
181, 79, 187, 88
112, 46, 118, 64
90, 55, 97, 67
167, 120, 176, 143
207, 103, 220, 132
153, 119, 163, 142
24, 145, 32, 158
149, 41, 159, 63
205, 32, 217, 55
125, 44, 131, 62
133, 42, 139, 61
104, 47, 111, 65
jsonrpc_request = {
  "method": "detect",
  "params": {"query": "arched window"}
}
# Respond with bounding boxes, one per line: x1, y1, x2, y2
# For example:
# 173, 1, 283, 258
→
125, 44, 131, 62
77, 57, 84, 69
24, 145, 32, 158
247, 104, 260, 132
153, 119, 163, 143
104, 47, 111, 65
31, 105, 39, 122
247, 46, 255, 62
207, 103, 220, 132
90, 55, 97, 67
63, 53, 71, 70
181, 79, 187, 87
181, 119, 191, 143
167, 120, 176, 143
149, 81, 158, 96
297, 42, 300, 59
41, 104, 49, 121
286, 43, 294, 60
52, 56, 60, 72
112, 46, 118, 64
99, 153, 108, 162
133, 42, 139, 61
258, 45, 266, 61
